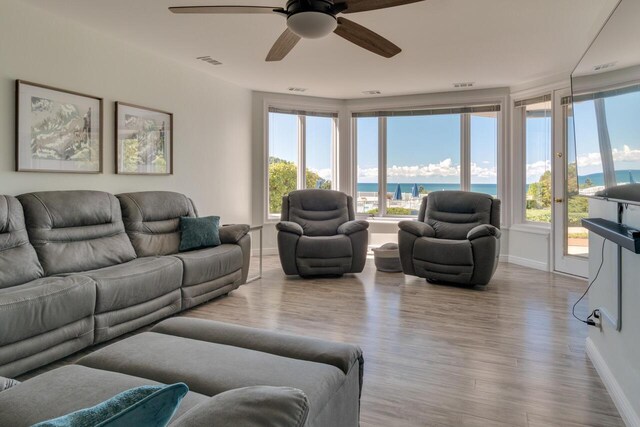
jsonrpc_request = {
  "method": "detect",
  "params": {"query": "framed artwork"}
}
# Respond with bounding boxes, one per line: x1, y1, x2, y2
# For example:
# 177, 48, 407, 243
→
115, 102, 173, 175
15, 80, 103, 173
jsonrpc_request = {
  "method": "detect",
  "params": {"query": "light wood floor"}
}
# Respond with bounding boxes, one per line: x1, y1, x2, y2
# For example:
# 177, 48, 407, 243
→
187, 257, 623, 427
21, 256, 623, 426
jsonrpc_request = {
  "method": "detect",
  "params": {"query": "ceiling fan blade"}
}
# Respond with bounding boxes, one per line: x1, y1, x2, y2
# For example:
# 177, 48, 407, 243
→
337, 0, 424, 14
334, 17, 401, 58
266, 28, 301, 62
169, 6, 282, 14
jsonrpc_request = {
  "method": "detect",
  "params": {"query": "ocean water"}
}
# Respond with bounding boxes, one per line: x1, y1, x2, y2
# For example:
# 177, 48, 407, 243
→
357, 183, 497, 196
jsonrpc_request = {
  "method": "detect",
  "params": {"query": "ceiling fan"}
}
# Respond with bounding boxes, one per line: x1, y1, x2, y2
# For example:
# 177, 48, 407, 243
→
169, 0, 424, 61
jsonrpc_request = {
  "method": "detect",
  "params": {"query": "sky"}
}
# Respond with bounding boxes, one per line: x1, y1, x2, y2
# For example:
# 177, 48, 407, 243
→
269, 90, 640, 187
573, 91, 640, 181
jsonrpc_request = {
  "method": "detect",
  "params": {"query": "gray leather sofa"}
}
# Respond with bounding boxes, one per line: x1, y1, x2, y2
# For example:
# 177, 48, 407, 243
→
398, 191, 501, 286
0, 191, 250, 377
277, 189, 369, 277
0, 317, 364, 427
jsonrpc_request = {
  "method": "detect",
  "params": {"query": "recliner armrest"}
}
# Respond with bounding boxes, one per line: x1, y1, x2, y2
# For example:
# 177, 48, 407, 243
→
467, 224, 501, 240
219, 224, 250, 244
276, 221, 303, 236
398, 220, 435, 237
337, 220, 369, 235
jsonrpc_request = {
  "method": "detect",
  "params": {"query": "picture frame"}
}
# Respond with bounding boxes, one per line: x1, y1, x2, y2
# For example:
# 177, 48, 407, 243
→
15, 80, 103, 173
115, 102, 173, 175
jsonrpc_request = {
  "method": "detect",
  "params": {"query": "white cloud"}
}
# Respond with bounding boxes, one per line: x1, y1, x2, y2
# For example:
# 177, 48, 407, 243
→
576, 145, 640, 168
357, 158, 496, 181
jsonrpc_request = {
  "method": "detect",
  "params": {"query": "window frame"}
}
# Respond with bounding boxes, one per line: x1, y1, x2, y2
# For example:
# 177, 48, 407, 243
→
351, 104, 502, 219
264, 104, 339, 221
513, 93, 554, 226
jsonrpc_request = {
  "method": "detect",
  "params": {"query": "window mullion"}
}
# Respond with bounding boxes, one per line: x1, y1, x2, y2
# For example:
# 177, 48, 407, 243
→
379, 117, 387, 217
298, 115, 306, 189
461, 114, 471, 191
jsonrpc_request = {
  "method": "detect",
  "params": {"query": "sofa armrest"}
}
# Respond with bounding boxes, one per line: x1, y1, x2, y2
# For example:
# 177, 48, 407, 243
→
337, 220, 369, 236
219, 224, 250, 244
467, 224, 501, 241
398, 221, 435, 237
170, 386, 309, 427
276, 221, 303, 236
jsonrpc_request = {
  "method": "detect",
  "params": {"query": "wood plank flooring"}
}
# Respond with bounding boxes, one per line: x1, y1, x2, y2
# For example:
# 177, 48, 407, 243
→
20, 256, 623, 426
186, 257, 623, 427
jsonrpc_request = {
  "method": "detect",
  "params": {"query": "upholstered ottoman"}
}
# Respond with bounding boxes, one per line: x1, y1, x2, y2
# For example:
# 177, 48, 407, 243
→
78, 317, 363, 426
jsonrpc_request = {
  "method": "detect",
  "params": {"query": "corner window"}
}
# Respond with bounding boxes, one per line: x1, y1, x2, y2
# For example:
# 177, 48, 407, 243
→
267, 108, 337, 218
354, 105, 500, 217
515, 95, 552, 223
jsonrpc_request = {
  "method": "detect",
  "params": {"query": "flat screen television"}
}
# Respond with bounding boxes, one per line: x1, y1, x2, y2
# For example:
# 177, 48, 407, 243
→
571, 0, 640, 205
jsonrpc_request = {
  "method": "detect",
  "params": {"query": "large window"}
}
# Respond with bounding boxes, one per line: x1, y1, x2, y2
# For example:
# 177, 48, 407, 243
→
516, 96, 552, 223
267, 108, 337, 217
355, 105, 500, 217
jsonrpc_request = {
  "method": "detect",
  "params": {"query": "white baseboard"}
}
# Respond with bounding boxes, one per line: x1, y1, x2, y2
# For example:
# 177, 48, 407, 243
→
586, 337, 640, 427
252, 248, 278, 257
500, 254, 549, 271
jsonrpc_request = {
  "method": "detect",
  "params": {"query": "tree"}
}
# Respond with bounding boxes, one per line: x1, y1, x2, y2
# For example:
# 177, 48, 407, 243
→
268, 156, 332, 214
527, 170, 552, 208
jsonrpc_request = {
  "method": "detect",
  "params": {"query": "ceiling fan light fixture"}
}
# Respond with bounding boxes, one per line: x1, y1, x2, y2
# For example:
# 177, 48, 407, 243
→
287, 11, 337, 39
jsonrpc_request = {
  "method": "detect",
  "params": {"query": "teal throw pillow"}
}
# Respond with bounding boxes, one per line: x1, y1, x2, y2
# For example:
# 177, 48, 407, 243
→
32, 383, 189, 427
179, 216, 221, 252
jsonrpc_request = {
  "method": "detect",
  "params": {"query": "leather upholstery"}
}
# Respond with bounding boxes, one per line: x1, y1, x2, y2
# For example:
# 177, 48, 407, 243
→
173, 245, 243, 288
0, 196, 43, 289
0, 190, 251, 377
18, 191, 137, 275
399, 191, 501, 286
81, 257, 183, 314
282, 190, 354, 236
117, 191, 197, 257
277, 189, 368, 276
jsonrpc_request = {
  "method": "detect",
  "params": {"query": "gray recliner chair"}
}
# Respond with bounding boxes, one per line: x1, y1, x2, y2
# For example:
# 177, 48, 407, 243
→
398, 191, 501, 286
277, 189, 369, 277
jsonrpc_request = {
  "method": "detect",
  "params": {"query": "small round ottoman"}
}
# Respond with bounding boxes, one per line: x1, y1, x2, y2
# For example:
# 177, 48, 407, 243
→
372, 243, 402, 272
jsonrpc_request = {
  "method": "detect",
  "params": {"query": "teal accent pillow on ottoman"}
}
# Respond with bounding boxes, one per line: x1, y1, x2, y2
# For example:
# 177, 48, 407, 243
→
179, 216, 221, 252
32, 383, 188, 427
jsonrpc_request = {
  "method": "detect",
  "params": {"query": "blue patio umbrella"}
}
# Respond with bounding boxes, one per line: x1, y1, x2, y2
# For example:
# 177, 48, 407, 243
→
393, 184, 403, 201
411, 183, 420, 198
630, 171, 636, 184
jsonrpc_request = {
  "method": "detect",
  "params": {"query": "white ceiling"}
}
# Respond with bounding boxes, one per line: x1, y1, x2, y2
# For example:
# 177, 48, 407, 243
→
24, 0, 617, 99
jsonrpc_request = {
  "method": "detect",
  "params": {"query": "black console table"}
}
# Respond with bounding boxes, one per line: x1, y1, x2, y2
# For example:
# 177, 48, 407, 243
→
582, 218, 640, 254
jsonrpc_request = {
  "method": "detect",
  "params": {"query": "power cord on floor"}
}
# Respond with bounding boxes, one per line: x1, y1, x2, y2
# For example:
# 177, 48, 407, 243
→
572, 237, 607, 327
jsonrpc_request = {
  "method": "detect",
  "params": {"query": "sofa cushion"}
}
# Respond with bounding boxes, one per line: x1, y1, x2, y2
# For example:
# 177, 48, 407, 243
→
18, 191, 137, 275
33, 383, 189, 427
297, 235, 352, 259
0, 195, 43, 289
170, 386, 309, 427
284, 190, 353, 236
80, 257, 183, 314
423, 191, 494, 240
173, 245, 243, 287
0, 276, 95, 346
413, 237, 474, 267
117, 192, 197, 257
77, 332, 347, 424
179, 216, 221, 252
0, 365, 207, 427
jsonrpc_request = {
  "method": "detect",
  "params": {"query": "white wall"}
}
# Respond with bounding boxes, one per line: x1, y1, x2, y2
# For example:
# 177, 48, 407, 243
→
586, 199, 640, 427
0, 0, 253, 223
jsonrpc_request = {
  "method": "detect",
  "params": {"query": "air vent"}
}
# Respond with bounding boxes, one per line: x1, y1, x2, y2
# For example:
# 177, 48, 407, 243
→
453, 82, 474, 88
287, 87, 307, 92
197, 56, 223, 66
362, 90, 382, 95
593, 62, 617, 72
